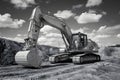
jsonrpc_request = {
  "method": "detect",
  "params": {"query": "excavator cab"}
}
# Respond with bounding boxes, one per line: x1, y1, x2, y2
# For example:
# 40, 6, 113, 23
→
72, 32, 88, 50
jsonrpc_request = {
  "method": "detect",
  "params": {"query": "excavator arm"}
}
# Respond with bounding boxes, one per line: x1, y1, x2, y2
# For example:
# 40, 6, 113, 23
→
23, 6, 43, 50
24, 6, 72, 50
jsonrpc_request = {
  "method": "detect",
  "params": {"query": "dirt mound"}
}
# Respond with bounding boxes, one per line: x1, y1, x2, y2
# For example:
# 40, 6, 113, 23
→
98, 47, 120, 60
0, 38, 23, 65
0, 38, 59, 66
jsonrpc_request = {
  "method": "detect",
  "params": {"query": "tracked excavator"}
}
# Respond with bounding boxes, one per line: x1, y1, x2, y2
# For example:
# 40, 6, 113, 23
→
15, 6, 101, 68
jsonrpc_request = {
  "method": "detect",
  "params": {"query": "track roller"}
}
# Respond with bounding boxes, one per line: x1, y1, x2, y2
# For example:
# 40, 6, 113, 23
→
49, 56, 59, 63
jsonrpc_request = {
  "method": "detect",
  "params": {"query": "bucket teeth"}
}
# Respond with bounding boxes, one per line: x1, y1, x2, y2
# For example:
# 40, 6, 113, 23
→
49, 56, 59, 63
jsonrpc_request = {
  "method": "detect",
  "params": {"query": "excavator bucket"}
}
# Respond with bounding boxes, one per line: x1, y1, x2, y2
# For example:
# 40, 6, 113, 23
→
15, 48, 44, 68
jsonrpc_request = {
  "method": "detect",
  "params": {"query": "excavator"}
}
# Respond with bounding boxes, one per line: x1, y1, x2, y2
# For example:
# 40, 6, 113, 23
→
15, 6, 101, 68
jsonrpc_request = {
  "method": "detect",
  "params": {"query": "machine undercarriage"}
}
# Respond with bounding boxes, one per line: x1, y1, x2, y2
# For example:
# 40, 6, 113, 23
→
49, 50, 100, 64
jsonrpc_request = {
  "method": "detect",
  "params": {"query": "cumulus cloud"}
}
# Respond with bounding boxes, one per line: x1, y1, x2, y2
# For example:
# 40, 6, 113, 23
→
86, 28, 110, 41
38, 35, 65, 47
74, 12, 102, 24
88, 9, 97, 14
87, 32, 111, 46
46, 33, 61, 38
16, 34, 27, 37
97, 25, 106, 32
97, 25, 120, 35
41, 25, 59, 34
93, 35, 111, 40
17, 34, 22, 37
38, 25, 65, 47
117, 34, 120, 38
54, 10, 74, 19
88, 25, 119, 38
101, 11, 107, 15
87, 25, 120, 46
0, 13, 25, 28
13, 37, 24, 42
88, 9, 107, 16
2, 36, 24, 42
10, 0, 36, 9
86, 0, 103, 7
72, 4, 83, 9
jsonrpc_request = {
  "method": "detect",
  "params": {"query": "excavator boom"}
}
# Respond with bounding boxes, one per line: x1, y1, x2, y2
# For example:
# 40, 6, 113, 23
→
24, 6, 72, 50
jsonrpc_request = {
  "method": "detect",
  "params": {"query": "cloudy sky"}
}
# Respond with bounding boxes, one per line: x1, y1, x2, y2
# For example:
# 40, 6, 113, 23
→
0, 0, 120, 47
